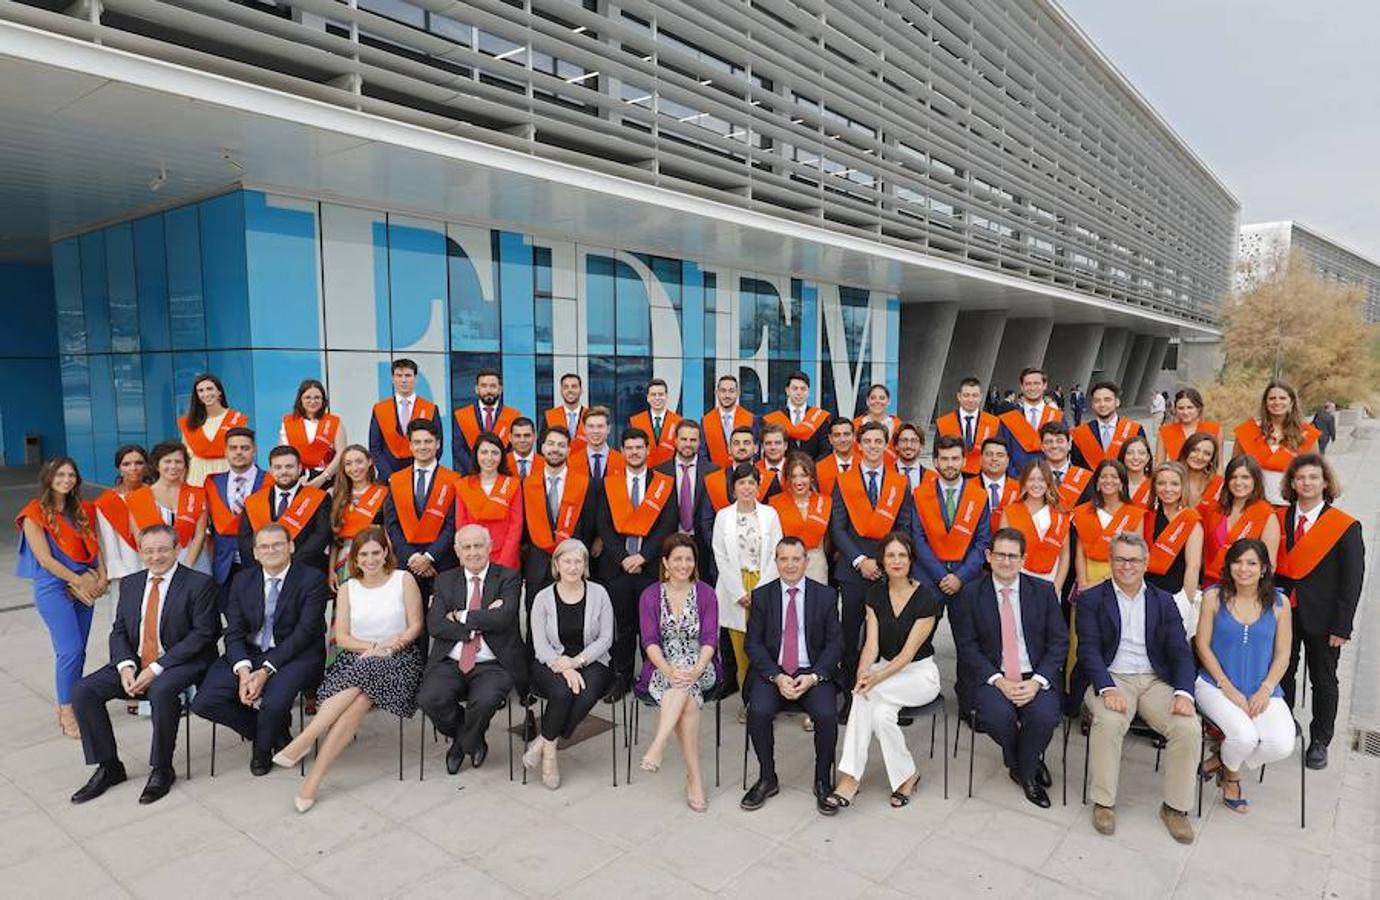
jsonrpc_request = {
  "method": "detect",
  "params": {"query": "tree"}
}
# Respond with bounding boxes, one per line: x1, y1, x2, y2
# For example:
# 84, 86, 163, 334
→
1206, 249, 1379, 423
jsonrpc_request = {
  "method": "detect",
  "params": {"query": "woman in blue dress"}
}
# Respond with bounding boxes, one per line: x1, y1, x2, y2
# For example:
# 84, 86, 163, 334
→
16, 457, 106, 739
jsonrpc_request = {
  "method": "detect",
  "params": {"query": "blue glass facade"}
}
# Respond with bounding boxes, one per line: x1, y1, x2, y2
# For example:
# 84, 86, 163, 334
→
51, 189, 899, 479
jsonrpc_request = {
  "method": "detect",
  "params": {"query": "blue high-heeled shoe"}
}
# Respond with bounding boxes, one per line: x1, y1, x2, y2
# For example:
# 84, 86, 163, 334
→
1220, 774, 1249, 813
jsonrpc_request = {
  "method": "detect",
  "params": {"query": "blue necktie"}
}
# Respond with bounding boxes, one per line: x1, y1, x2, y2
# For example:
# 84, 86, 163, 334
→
866, 471, 880, 507
627, 475, 643, 555
414, 469, 429, 517
258, 577, 281, 650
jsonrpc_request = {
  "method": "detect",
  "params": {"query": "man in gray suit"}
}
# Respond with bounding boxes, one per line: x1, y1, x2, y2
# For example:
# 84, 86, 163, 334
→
1313, 401, 1337, 454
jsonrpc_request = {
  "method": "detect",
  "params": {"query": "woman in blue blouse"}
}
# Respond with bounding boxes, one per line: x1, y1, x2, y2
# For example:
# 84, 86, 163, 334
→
1193, 538, 1295, 813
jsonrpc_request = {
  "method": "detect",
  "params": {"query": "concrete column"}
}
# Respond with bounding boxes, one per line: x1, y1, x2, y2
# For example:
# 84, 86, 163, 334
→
897, 301, 959, 424
1120, 334, 1155, 403
1176, 337, 1223, 388
1043, 323, 1104, 395
990, 317, 1055, 392
937, 310, 1007, 416
1092, 327, 1130, 385
1133, 336, 1171, 407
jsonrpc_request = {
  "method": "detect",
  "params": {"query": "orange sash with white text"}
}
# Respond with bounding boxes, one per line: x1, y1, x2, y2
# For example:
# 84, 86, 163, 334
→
998, 405, 1061, 452
455, 405, 520, 449
456, 474, 520, 523
127, 484, 205, 547
388, 466, 458, 545
373, 397, 438, 461
1056, 465, 1092, 512
837, 466, 908, 540
630, 410, 682, 467
179, 410, 248, 460
1232, 419, 1321, 474
1073, 502, 1147, 562
282, 414, 340, 469
701, 406, 754, 468
913, 478, 987, 561
764, 408, 831, 444
1202, 500, 1275, 580
16, 499, 98, 563
1002, 502, 1069, 577
1071, 418, 1140, 469
1159, 420, 1220, 462
1276, 505, 1356, 580
936, 410, 1001, 475
769, 492, 831, 551
605, 470, 673, 536
337, 484, 389, 540
815, 454, 853, 498
523, 464, 590, 553
243, 484, 328, 540
94, 490, 137, 551
1145, 507, 1201, 575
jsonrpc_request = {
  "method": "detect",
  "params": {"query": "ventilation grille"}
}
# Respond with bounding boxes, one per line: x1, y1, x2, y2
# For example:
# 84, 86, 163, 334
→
1355, 729, 1380, 758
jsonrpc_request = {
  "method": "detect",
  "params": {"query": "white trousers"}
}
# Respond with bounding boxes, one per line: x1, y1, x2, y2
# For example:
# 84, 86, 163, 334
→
837, 657, 941, 789
1194, 677, 1296, 771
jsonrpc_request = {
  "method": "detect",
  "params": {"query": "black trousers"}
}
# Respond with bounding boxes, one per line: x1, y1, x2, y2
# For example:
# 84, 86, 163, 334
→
71, 661, 209, 768
191, 654, 323, 753
837, 580, 868, 690
605, 571, 654, 684
533, 661, 612, 741
746, 673, 838, 786
416, 659, 513, 753
1284, 613, 1341, 745
972, 680, 1060, 779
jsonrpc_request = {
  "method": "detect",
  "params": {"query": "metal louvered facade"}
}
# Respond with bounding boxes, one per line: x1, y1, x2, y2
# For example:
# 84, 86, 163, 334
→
2, 0, 1236, 327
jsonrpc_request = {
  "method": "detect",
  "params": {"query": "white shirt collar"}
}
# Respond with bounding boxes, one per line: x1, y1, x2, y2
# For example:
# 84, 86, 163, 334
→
939, 476, 963, 491
465, 565, 489, 584
413, 460, 436, 475
1296, 500, 1325, 526
992, 574, 1019, 596
1113, 581, 1145, 604
781, 579, 806, 594
982, 474, 1005, 488
263, 565, 290, 586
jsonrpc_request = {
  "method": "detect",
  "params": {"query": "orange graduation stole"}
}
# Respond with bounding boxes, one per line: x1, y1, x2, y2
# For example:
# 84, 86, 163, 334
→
373, 397, 437, 461
127, 484, 205, 547
1073, 502, 1147, 562
913, 478, 987, 562
1128, 477, 1153, 509
282, 414, 340, 469
242, 484, 328, 539
815, 454, 854, 498
16, 499, 98, 563
1071, 418, 1140, 468
701, 406, 754, 468
704, 469, 730, 512
1055, 465, 1092, 512
337, 484, 389, 540
523, 463, 590, 553
985, 478, 1021, 518
1232, 419, 1321, 473
1202, 500, 1275, 580
1145, 507, 1201, 575
544, 407, 587, 453
605, 470, 673, 537
1159, 420, 1220, 462
1275, 505, 1356, 581
179, 409, 248, 460
999, 404, 1061, 452
205, 474, 246, 537
837, 466, 908, 540
456, 474, 521, 523
764, 408, 831, 444
94, 489, 137, 551
936, 410, 1001, 475
630, 410, 681, 467
388, 466, 458, 545
770, 492, 831, 551
1002, 501, 1069, 577
455, 404, 520, 450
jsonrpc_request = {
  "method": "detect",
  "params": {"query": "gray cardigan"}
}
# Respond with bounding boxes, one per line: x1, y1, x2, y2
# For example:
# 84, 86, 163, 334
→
530, 580, 615, 667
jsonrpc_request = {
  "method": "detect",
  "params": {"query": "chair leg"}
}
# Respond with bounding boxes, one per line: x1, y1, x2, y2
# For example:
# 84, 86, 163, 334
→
929, 710, 938, 758
183, 706, 191, 781
298, 694, 306, 777
506, 700, 514, 783
397, 716, 403, 782
742, 722, 750, 791
210, 722, 218, 777
624, 699, 633, 786
952, 712, 961, 759
966, 710, 976, 799
419, 713, 426, 781
1196, 727, 1206, 818
1299, 730, 1307, 830
1259, 763, 1266, 784
1154, 744, 1162, 772
714, 698, 721, 788
1081, 726, 1090, 806
1060, 718, 1069, 807
613, 697, 622, 788
941, 710, 949, 800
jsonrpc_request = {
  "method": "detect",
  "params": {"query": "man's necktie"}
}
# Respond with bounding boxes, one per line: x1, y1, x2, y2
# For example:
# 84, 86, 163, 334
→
567, 410, 578, 434
990, 483, 1001, 513
591, 453, 603, 481
781, 586, 800, 675
518, 457, 529, 479
231, 475, 247, 515
482, 405, 494, 432
1028, 406, 1039, 428
1101, 423, 1112, 449
627, 475, 643, 555
964, 414, 975, 449
792, 407, 802, 426
1289, 515, 1307, 607
998, 587, 1021, 681
546, 476, 561, 528
139, 575, 163, 669
902, 466, 915, 489
723, 414, 733, 441
1054, 469, 1064, 485
399, 397, 412, 427
866, 470, 880, 507
653, 416, 663, 443
414, 469, 429, 517
457, 575, 483, 674
274, 489, 292, 520
944, 488, 957, 525
679, 464, 694, 532
258, 577, 281, 650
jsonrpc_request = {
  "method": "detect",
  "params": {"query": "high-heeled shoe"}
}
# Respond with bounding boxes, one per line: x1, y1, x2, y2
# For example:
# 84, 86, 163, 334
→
57, 705, 80, 739
639, 748, 662, 773
522, 739, 544, 770
293, 795, 315, 814
541, 744, 560, 790
273, 750, 303, 769
1220, 774, 1249, 813
686, 776, 707, 812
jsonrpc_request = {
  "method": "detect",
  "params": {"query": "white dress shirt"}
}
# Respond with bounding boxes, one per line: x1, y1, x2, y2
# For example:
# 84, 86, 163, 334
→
118, 564, 182, 675
897, 460, 923, 491
395, 392, 417, 427
986, 575, 1049, 689
778, 579, 811, 669
449, 566, 496, 664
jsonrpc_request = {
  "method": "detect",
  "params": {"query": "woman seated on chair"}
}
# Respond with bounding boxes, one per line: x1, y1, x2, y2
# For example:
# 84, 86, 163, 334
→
1193, 538, 1295, 813
524, 538, 615, 790
273, 526, 424, 812
826, 531, 941, 811
636, 533, 720, 812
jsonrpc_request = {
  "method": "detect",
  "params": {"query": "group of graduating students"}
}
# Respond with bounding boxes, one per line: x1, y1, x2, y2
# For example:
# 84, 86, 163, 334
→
16, 359, 1363, 829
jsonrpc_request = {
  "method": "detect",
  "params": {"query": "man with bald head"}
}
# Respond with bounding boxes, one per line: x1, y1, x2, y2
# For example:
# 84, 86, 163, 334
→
416, 525, 525, 775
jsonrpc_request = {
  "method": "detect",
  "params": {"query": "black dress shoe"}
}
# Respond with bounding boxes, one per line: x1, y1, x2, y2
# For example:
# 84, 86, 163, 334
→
814, 780, 838, 816
1035, 759, 1053, 788
70, 761, 127, 804
470, 740, 489, 769
1010, 769, 1051, 808
739, 778, 779, 811
1305, 741, 1328, 770
250, 750, 273, 777
445, 739, 466, 775
139, 767, 176, 805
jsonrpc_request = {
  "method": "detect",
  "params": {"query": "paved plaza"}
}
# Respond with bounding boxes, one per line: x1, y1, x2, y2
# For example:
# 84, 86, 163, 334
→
0, 431, 1376, 899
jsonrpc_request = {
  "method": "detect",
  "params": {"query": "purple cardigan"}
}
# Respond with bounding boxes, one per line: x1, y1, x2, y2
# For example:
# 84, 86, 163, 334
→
637, 580, 722, 696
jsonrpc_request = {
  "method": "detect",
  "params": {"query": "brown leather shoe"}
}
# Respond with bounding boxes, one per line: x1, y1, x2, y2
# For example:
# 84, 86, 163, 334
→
1160, 803, 1195, 844
1092, 804, 1116, 835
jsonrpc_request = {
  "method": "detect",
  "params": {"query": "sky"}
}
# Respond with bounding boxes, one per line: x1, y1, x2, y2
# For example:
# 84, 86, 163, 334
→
1057, 0, 1380, 261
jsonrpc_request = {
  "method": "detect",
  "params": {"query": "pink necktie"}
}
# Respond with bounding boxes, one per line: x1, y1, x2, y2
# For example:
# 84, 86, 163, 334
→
781, 586, 800, 675
483, 406, 494, 432
457, 575, 483, 674
998, 586, 1021, 681
399, 397, 413, 426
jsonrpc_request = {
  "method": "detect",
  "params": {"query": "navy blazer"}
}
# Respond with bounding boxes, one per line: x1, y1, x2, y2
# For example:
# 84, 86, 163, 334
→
382, 468, 458, 571
369, 402, 444, 479
745, 578, 843, 683
206, 468, 266, 584
911, 477, 991, 588
951, 574, 1068, 708
1075, 579, 1195, 699
223, 564, 328, 673
110, 565, 221, 672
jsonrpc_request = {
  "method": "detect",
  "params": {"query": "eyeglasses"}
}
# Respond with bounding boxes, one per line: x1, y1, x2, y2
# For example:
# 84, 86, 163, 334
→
989, 552, 1023, 562
1111, 556, 1147, 567
255, 541, 289, 552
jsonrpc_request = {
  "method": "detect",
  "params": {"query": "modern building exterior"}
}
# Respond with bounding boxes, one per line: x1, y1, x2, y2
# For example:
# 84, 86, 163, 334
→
1237, 221, 1380, 324
0, 0, 1237, 473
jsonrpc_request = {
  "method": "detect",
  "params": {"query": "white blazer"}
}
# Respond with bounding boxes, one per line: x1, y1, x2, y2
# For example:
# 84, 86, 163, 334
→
711, 502, 783, 632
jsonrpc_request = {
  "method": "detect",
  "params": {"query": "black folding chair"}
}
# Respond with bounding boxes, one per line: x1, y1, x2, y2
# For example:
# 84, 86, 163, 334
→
527, 683, 624, 787
897, 693, 949, 799
961, 703, 1063, 805
419, 691, 516, 783
628, 686, 723, 787
209, 693, 308, 777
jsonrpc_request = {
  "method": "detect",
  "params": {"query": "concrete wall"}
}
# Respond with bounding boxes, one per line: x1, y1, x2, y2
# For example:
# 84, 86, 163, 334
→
1044, 323, 1104, 394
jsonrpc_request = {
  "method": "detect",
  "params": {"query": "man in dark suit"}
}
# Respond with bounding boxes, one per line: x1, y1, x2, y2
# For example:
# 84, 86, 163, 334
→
741, 537, 843, 816
1312, 401, 1337, 454
1070, 381, 1146, 470
951, 529, 1067, 808
236, 445, 332, 573
655, 419, 718, 579
204, 426, 264, 587
70, 525, 221, 805
1277, 453, 1365, 769
192, 523, 328, 775
383, 420, 460, 603
417, 525, 526, 775
1076, 530, 1200, 844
